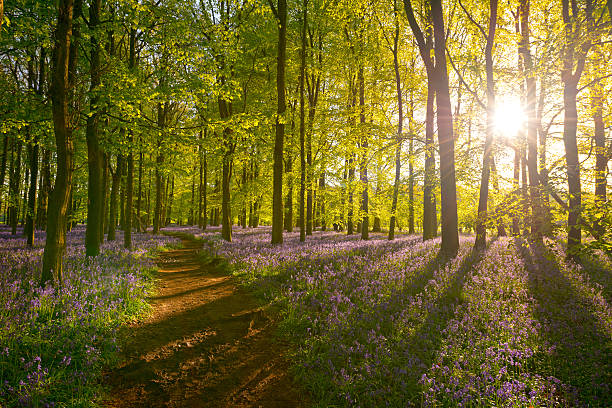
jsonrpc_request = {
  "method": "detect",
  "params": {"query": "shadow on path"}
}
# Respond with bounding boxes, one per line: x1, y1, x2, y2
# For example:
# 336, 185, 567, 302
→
104, 238, 306, 408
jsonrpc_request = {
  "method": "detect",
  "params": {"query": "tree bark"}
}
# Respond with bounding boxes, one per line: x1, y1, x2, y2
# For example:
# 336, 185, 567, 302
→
298, 0, 307, 242
108, 154, 123, 240
358, 65, 368, 240
474, 0, 498, 250
85, 0, 103, 256
41, 0, 75, 286
431, 0, 459, 256
271, 0, 286, 244
519, 0, 543, 243
389, 15, 403, 240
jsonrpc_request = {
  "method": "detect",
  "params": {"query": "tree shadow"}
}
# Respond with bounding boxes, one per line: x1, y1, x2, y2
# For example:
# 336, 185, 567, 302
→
575, 255, 612, 304
399, 237, 495, 401
517, 239, 612, 406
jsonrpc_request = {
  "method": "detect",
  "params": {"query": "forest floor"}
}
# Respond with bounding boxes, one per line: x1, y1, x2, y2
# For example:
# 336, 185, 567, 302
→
104, 237, 306, 408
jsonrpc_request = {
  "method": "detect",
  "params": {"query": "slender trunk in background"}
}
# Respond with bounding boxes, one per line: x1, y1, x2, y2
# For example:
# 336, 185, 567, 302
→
198, 131, 203, 228
202, 150, 207, 230
298, 0, 307, 242
125, 137, 134, 248
389, 14, 403, 240
9, 139, 22, 235
219, 100, 233, 241
136, 147, 143, 231
285, 107, 294, 231
100, 152, 108, 241
107, 155, 123, 241
153, 103, 166, 234
512, 143, 521, 235
592, 76, 607, 235
0, 134, 8, 215
85, 0, 103, 256
408, 83, 415, 234
474, 0, 498, 250
423, 80, 436, 240
41, 0, 75, 286
347, 83, 356, 236
190, 167, 195, 224
358, 65, 369, 240
166, 176, 174, 225
36, 148, 50, 229
271, 0, 287, 244
519, 0, 543, 243
25, 133, 38, 246
241, 163, 247, 228
319, 171, 326, 230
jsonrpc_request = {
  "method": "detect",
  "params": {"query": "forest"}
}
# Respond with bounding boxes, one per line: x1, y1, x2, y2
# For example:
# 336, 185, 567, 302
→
0, 0, 611, 406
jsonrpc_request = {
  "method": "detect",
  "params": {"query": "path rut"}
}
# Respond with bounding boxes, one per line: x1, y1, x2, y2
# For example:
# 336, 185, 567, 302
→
105, 238, 305, 408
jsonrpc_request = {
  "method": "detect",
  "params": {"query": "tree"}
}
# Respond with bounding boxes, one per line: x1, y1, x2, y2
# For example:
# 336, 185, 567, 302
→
41, 0, 75, 285
269, 0, 287, 245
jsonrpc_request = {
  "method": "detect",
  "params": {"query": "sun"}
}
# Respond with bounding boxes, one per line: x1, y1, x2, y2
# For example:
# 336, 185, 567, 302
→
494, 96, 526, 138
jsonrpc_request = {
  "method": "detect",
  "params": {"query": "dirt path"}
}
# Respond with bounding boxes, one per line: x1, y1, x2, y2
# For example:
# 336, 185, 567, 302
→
104, 238, 306, 408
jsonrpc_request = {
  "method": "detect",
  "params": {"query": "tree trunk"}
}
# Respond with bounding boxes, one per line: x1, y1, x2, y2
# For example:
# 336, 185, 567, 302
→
474, 0, 498, 250
271, 0, 287, 244
389, 19, 403, 240
153, 102, 166, 235
136, 147, 143, 231
592, 78, 607, 235
298, 0, 307, 242
285, 107, 294, 232
124, 133, 134, 248
36, 148, 50, 230
41, 0, 75, 286
85, 0, 103, 256
108, 155, 123, 240
431, 0, 459, 256
519, 0, 543, 243
9, 139, 22, 235
358, 66, 369, 240
202, 150, 207, 230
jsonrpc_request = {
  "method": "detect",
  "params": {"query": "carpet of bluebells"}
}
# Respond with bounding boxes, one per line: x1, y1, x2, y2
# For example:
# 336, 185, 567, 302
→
191, 226, 611, 407
0, 225, 178, 407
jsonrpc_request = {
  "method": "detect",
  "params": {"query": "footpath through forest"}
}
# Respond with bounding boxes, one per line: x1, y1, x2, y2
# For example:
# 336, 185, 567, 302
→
105, 237, 306, 408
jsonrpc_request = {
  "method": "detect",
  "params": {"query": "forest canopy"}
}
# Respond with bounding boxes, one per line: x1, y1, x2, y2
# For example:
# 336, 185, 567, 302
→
0, 0, 611, 281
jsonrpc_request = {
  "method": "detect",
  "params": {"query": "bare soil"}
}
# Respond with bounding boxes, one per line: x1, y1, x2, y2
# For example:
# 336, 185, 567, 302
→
104, 238, 306, 408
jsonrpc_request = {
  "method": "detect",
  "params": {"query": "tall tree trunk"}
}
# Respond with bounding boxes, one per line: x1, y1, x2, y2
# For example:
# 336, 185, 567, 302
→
124, 134, 134, 248
41, 0, 75, 286
271, 0, 287, 244
9, 139, 22, 235
25, 135, 38, 246
298, 0, 307, 242
474, 0, 498, 250
559, 0, 592, 256
423, 80, 436, 240
219, 100, 233, 241
198, 131, 204, 228
285, 109, 294, 232
319, 171, 326, 230
431, 0, 459, 256
202, 150, 207, 230
389, 16, 403, 240
85, 0, 103, 256
358, 66, 369, 240
136, 147, 143, 231
153, 103, 166, 234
